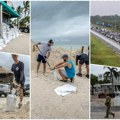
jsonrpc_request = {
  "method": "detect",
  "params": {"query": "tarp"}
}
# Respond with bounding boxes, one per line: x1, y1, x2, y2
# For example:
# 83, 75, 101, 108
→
0, 1, 19, 18
54, 84, 77, 96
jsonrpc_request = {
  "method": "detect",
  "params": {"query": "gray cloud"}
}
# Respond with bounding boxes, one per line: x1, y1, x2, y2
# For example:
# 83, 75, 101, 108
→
31, 1, 89, 45
91, 1, 120, 16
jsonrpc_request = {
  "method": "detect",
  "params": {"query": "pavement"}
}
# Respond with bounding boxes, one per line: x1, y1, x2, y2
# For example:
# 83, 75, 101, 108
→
91, 96, 120, 119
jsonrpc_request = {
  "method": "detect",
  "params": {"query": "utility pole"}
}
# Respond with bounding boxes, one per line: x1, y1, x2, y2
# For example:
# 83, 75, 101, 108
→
0, 3, 3, 38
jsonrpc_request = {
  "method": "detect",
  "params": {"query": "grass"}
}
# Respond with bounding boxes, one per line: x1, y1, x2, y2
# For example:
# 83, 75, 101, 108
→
91, 34, 120, 67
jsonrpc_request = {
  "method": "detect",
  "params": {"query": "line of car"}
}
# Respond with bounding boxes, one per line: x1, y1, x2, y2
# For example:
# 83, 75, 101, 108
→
0, 83, 30, 97
91, 27, 120, 44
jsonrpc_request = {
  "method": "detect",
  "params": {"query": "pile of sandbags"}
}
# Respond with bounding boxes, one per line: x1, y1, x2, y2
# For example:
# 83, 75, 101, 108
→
0, 23, 20, 50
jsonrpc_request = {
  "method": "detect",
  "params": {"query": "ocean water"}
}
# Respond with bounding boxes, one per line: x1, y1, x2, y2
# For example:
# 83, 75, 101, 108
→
54, 44, 89, 51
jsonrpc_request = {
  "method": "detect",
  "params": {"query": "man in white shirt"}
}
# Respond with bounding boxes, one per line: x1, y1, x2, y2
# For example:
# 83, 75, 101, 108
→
36, 39, 54, 74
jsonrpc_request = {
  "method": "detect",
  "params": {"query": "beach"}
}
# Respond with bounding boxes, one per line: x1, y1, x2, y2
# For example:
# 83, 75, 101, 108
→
31, 44, 89, 119
1, 33, 30, 55
0, 96, 29, 119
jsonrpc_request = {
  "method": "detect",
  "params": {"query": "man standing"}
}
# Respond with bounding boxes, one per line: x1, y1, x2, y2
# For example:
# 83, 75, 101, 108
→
105, 94, 115, 118
51, 54, 75, 82
76, 53, 89, 78
11, 54, 25, 108
36, 39, 54, 74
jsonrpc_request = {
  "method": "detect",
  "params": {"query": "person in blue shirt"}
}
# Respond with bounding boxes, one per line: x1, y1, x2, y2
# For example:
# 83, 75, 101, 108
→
51, 54, 75, 82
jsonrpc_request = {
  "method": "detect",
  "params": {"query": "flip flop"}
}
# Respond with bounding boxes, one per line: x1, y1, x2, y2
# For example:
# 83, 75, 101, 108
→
59, 80, 68, 82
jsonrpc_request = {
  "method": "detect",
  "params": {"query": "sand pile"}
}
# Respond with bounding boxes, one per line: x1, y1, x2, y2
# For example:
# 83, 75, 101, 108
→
0, 98, 29, 119
31, 43, 89, 119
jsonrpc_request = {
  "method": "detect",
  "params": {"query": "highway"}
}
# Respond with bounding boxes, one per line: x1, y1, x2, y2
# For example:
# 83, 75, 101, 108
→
91, 30, 120, 52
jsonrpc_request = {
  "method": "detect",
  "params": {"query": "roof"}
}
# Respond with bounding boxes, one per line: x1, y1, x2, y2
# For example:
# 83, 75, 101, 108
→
0, 66, 13, 83
0, 66, 13, 74
0, 1, 19, 18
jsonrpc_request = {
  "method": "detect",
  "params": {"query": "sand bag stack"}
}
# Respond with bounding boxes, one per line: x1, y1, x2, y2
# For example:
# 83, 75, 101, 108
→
0, 23, 20, 50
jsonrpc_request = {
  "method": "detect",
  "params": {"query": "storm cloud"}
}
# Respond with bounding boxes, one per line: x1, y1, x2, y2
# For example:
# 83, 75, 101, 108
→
31, 1, 89, 45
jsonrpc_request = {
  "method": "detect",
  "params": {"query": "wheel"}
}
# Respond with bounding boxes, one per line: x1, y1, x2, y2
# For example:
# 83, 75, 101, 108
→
4, 94, 7, 97
24, 28, 28, 33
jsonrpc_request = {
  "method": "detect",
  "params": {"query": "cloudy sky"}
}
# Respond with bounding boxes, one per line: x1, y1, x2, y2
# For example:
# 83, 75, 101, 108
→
0, 52, 30, 83
91, 64, 120, 76
31, 1, 89, 45
12, 1, 23, 9
91, 1, 120, 16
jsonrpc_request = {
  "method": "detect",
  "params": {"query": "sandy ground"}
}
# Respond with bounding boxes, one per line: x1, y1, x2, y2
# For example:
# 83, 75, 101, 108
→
91, 96, 120, 119
0, 96, 29, 119
1, 33, 30, 55
31, 45, 89, 119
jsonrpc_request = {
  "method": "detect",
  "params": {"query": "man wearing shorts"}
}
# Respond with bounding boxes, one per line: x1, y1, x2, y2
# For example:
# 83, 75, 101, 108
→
76, 53, 89, 78
11, 54, 25, 108
36, 39, 54, 74
51, 54, 75, 82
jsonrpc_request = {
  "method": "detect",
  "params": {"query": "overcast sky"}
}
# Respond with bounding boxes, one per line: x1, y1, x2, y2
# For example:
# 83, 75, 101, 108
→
0, 52, 30, 83
12, 1, 23, 9
91, 64, 120, 76
31, 1, 89, 45
91, 1, 120, 16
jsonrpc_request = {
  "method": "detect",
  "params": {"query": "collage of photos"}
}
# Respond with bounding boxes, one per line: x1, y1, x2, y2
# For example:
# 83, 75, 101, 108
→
0, 0, 120, 120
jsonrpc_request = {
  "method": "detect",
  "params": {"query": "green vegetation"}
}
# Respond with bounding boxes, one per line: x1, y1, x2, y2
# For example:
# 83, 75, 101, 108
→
91, 34, 120, 67
10, 1, 30, 28
91, 15, 120, 32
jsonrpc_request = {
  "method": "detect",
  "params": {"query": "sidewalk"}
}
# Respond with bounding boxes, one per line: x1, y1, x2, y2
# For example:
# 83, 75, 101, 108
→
91, 97, 120, 119
1, 33, 30, 55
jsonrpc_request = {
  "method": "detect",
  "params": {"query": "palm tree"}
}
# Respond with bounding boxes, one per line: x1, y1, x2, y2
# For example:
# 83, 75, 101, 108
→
23, 1, 30, 16
104, 67, 119, 96
16, 6, 23, 28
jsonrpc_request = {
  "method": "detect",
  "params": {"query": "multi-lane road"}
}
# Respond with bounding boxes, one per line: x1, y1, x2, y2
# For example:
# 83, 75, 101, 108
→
91, 30, 120, 53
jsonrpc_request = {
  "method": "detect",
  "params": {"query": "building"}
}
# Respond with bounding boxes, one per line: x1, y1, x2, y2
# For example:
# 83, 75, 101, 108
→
0, 1, 20, 50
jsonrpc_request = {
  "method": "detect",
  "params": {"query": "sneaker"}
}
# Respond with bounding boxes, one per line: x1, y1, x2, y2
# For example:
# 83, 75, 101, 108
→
86, 74, 89, 79
104, 116, 108, 118
76, 73, 82, 77
113, 113, 115, 118
18, 103, 22, 109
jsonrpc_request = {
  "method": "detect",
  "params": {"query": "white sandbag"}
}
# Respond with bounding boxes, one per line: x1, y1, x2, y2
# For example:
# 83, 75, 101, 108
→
3, 94, 17, 112
53, 69, 58, 80
114, 96, 120, 106
54, 84, 77, 96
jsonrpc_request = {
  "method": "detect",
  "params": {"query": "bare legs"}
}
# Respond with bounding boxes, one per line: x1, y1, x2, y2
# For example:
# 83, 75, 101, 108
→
58, 69, 67, 80
37, 62, 46, 74
37, 62, 41, 73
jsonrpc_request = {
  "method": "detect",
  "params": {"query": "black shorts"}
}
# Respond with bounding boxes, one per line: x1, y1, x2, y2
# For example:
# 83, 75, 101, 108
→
37, 54, 46, 63
79, 59, 89, 65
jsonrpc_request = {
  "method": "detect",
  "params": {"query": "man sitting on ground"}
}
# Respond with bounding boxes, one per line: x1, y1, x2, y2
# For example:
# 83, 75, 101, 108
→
76, 53, 89, 78
35, 39, 54, 74
51, 54, 75, 82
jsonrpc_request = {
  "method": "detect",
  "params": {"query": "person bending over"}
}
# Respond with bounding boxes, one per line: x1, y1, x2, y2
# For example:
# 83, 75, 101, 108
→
11, 54, 25, 108
35, 39, 54, 74
51, 54, 75, 82
76, 53, 89, 78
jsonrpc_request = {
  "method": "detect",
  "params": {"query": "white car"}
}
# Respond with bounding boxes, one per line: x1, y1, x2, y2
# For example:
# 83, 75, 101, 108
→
0, 84, 11, 97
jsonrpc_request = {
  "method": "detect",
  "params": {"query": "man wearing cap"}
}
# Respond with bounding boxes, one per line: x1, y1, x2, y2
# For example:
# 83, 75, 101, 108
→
51, 54, 75, 82
76, 53, 89, 78
35, 39, 54, 74
11, 54, 25, 108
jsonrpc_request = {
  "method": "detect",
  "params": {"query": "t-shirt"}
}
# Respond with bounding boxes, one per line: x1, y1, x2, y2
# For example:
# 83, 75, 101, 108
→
38, 42, 51, 56
76, 53, 89, 64
11, 61, 25, 84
